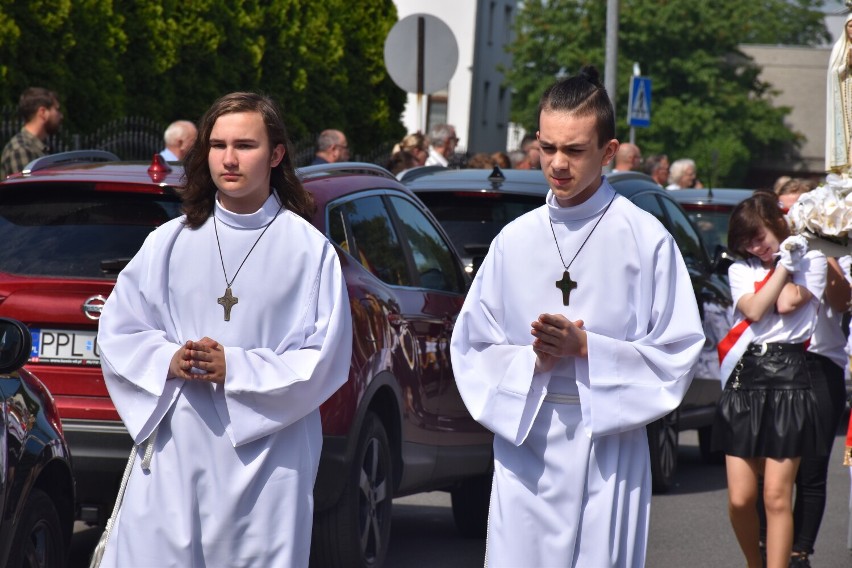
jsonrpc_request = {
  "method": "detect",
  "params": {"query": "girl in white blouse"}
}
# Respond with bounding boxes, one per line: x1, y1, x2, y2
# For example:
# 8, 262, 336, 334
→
712, 192, 827, 568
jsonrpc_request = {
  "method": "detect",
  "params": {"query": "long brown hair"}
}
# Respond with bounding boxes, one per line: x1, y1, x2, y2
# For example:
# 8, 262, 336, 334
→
180, 92, 315, 228
727, 192, 790, 260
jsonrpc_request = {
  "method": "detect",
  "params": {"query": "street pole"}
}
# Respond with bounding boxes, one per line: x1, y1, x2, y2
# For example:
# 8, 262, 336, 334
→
604, 0, 619, 115
630, 62, 640, 145
604, 0, 618, 173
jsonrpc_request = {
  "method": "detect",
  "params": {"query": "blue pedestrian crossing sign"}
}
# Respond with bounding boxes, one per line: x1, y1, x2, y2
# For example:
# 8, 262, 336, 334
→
627, 76, 651, 128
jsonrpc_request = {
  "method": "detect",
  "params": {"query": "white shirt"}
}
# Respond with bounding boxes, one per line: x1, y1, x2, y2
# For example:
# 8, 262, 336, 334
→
424, 146, 448, 167
159, 148, 179, 162
728, 254, 826, 344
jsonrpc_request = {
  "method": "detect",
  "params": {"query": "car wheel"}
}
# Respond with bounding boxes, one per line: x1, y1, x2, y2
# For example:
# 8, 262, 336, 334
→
697, 425, 725, 464
647, 410, 679, 494
311, 412, 393, 568
7, 488, 66, 568
451, 473, 492, 538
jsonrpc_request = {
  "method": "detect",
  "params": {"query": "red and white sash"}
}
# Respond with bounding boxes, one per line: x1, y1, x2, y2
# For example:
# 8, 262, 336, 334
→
718, 319, 754, 387
717, 268, 774, 386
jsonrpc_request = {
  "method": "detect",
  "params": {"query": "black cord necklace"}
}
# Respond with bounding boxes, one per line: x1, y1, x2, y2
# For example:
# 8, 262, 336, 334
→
213, 200, 284, 321
549, 193, 616, 306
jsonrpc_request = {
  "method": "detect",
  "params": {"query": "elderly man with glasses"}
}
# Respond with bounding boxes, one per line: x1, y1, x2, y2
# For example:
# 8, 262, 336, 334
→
425, 123, 459, 167
311, 129, 350, 165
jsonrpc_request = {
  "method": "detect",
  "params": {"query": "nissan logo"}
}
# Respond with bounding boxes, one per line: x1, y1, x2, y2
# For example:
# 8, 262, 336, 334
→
82, 295, 108, 320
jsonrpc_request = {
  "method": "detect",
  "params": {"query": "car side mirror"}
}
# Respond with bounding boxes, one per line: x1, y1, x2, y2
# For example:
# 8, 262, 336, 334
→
712, 245, 735, 276
0, 318, 32, 374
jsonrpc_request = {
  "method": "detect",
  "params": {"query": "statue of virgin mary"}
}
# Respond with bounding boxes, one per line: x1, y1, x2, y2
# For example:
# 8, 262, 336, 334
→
827, 7, 852, 173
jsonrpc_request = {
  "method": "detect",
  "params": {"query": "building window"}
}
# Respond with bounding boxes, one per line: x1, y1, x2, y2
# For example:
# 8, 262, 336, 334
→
498, 86, 506, 128
427, 90, 448, 132
482, 81, 491, 126
488, 2, 496, 46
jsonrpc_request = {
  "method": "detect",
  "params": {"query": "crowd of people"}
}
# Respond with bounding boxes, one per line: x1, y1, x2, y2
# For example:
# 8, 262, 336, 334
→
381, 125, 715, 194
0, 86, 711, 194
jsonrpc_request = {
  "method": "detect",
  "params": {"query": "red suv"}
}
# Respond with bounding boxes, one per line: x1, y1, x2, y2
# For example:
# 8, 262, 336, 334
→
0, 153, 493, 567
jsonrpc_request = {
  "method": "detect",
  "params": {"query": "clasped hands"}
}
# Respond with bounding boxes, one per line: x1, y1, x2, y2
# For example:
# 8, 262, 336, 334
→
530, 313, 587, 373
169, 337, 226, 384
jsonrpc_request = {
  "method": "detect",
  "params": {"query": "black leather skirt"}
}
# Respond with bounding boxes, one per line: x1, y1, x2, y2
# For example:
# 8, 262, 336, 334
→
711, 343, 827, 459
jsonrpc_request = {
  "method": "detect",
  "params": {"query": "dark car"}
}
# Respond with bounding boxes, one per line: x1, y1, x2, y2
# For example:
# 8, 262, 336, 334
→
0, 317, 75, 567
0, 153, 492, 567
669, 188, 755, 258
405, 166, 734, 492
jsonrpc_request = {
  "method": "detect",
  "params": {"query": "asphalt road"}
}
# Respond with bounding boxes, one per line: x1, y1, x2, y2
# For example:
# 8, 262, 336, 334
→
385, 430, 852, 568
70, 430, 852, 567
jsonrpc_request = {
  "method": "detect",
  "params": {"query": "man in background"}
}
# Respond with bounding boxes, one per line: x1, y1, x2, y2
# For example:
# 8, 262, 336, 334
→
1, 87, 63, 178
160, 120, 197, 162
311, 129, 349, 165
425, 123, 458, 167
515, 133, 541, 170
643, 154, 670, 186
612, 142, 642, 172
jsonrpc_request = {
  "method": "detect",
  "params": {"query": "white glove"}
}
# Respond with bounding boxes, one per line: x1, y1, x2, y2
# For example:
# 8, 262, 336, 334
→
774, 235, 808, 272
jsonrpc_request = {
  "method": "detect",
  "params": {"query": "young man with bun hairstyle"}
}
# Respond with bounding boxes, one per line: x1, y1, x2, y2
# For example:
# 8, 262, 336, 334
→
450, 66, 703, 567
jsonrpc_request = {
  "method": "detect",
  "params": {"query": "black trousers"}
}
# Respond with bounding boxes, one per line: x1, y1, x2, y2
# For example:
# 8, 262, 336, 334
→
792, 353, 846, 554
757, 353, 846, 555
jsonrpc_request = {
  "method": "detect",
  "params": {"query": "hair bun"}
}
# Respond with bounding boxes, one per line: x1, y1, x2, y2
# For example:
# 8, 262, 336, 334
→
578, 65, 602, 87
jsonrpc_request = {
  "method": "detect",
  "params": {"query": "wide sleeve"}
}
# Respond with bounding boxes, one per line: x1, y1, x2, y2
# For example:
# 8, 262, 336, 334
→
99, 225, 185, 443
214, 241, 352, 446
576, 236, 705, 437
450, 234, 546, 446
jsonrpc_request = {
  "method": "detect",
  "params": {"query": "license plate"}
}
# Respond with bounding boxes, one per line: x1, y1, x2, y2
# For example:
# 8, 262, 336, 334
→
30, 328, 101, 366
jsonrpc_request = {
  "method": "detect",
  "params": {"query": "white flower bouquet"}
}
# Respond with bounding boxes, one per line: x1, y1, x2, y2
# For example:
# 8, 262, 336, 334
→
785, 173, 852, 257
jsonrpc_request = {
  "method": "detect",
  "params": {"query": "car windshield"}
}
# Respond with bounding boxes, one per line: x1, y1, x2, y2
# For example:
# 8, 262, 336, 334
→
0, 185, 182, 279
415, 191, 544, 260
682, 206, 732, 254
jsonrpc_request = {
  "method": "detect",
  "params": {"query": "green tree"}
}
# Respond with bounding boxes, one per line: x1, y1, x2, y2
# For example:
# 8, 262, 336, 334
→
0, 0, 404, 155
335, 0, 407, 152
0, 0, 126, 132
506, 0, 831, 186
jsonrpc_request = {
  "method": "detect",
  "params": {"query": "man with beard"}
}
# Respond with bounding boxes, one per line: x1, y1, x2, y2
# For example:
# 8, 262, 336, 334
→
1, 87, 63, 178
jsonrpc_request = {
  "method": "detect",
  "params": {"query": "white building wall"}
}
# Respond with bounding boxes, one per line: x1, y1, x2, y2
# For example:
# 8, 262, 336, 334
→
739, 45, 831, 174
392, 0, 517, 154
468, 1, 517, 153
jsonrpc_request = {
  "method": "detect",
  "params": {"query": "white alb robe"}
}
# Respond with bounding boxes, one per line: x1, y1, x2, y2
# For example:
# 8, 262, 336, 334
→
97, 193, 352, 567
450, 179, 704, 567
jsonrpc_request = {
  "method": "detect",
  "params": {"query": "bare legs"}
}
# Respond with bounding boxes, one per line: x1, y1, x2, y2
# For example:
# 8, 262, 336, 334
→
727, 456, 763, 567
764, 458, 799, 567
726, 455, 800, 568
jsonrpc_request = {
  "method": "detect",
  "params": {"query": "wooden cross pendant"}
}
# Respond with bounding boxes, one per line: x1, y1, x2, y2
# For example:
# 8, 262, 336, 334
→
218, 287, 239, 321
555, 270, 577, 306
